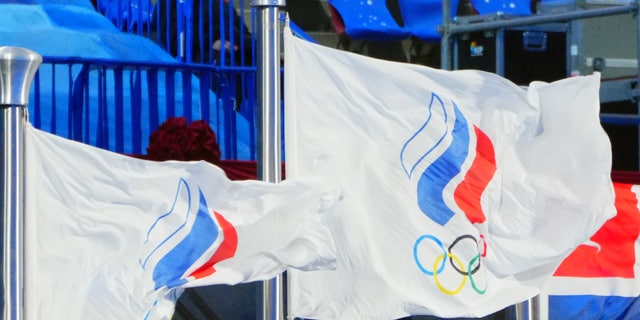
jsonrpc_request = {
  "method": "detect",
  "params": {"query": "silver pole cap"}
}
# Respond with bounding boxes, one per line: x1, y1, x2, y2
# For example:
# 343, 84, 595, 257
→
0, 46, 42, 106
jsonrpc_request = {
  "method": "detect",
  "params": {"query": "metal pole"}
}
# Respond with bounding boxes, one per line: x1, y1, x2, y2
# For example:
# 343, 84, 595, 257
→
515, 301, 526, 320
529, 295, 541, 320
515, 295, 542, 320
440, 0, 452, 70
0, 46, 42, 320
250, 1, 285, 320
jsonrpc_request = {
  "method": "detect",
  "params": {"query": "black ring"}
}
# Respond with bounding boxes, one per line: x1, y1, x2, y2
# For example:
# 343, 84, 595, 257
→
448, 234, 481, 275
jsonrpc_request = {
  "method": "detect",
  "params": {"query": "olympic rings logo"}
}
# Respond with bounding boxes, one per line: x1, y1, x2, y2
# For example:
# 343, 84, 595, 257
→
413, 234, 488, 295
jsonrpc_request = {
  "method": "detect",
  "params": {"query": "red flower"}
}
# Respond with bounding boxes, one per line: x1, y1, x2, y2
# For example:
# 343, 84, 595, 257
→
146, 117, 221, 164
186, 120, 221, 163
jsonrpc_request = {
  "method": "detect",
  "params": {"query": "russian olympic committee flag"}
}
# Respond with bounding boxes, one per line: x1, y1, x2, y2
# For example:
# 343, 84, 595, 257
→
23, 124, 338, 320
284, 27, 615, 319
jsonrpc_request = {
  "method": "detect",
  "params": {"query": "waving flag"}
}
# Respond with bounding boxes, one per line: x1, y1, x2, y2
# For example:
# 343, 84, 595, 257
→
23, 124, 337, 320
546, 182, 640, 319
284, 26, 615, 319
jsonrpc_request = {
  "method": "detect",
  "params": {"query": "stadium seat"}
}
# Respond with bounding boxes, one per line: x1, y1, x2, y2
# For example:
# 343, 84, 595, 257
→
397, 0, 461, 41
470, 0, 532, 16
101, 0, 155, 31
328, 0, 411, 41
125, 0, 154, 30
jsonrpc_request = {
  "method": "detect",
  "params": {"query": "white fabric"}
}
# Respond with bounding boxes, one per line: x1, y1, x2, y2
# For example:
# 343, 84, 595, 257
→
23, 124, 337, 320
284, 27, 615, 319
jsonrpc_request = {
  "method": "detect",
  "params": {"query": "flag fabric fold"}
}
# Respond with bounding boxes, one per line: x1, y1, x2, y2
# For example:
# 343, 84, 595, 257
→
23, 124, 338, 320
284, 26, 615, 319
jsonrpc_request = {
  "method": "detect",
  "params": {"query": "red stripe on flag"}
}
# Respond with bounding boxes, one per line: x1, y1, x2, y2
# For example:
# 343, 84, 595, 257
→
189, 211, 238, 279
554, 182, 640, 278
454, 126, 496, 224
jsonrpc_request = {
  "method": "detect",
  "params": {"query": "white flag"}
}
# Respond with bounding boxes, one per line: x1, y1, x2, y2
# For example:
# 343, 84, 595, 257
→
23, 124, 337, 320
284, 27, 615, 319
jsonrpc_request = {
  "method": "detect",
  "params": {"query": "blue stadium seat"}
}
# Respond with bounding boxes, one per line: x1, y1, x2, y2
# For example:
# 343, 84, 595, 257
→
101, 0, 155, 31
328, 0, 411, 41
125, 0, 154, 30
397, 0, 461, 41
470, 0, 532, 16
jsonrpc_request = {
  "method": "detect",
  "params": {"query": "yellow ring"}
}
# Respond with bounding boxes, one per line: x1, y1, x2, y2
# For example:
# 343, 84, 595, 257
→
433, 253, 466, 295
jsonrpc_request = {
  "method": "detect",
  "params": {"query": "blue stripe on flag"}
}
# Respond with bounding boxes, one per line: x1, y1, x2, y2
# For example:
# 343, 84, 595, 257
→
416, 104, 469, 226
152, 189, 220, 289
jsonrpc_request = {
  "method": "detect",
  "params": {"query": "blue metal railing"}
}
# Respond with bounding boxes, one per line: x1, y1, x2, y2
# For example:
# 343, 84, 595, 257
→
30, 57, 256, 160
89, 0, 261, 160
97, 0, 255, 66
89, 0, 321, 163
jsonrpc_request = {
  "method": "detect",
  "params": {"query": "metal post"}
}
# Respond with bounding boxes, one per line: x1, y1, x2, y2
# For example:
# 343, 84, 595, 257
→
0, 46, 42, 320
250, 1, 285, 320
515, 295, 542, 320
529, 295, 541, 320
441, 0, 452, 70
495, 29, 505, 77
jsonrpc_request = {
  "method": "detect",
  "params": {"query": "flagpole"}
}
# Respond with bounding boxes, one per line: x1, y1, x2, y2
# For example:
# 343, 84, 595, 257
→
250, 1, 285, 320
0, 46, 42, 320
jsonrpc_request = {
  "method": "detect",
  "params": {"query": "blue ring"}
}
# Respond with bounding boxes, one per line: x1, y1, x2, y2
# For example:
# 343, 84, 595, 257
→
414, 234, 447, 275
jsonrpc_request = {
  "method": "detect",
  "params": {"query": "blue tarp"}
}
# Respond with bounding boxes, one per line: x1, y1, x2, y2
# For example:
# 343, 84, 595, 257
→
0, 1, 174, 61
